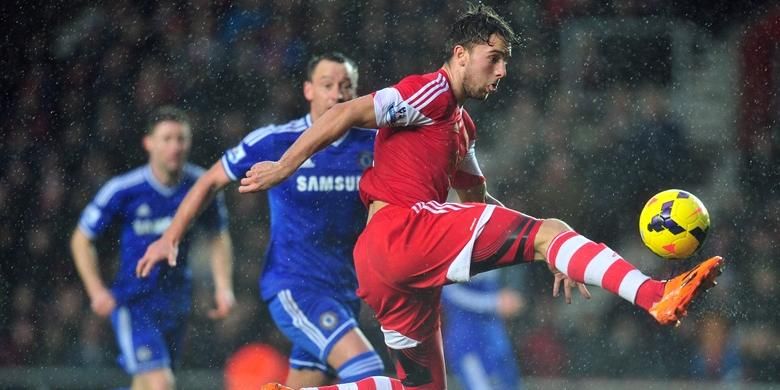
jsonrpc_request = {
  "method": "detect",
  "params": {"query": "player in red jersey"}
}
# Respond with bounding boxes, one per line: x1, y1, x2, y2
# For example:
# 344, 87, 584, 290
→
247, 5, 723, 390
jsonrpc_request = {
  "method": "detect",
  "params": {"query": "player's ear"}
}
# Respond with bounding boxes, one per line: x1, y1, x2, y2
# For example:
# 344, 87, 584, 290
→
453, 45, 468, 67
142, 134, 153, 153
303, 80, 314, 102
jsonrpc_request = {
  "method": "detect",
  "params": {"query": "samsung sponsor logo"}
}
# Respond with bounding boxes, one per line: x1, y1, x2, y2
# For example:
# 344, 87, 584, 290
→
132, 216, 173, 236
295, 175, 361, 192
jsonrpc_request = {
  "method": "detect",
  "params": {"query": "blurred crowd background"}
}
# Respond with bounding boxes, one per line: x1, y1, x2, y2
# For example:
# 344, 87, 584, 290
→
2, 0, 779, 386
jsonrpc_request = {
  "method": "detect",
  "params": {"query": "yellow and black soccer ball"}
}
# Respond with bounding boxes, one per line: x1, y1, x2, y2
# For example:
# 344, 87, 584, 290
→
638, 189, 710, 259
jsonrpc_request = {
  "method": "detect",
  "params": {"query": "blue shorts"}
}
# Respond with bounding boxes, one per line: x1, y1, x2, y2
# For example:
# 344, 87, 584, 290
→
110, 303, 189, 375
268, 289, 361, 373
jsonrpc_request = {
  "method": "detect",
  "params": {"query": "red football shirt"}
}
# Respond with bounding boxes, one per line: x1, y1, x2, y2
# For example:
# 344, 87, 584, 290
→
359, 68, 485, 207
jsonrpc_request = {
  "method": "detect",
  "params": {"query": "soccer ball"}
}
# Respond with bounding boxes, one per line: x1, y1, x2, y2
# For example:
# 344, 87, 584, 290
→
638, 189, 710, 259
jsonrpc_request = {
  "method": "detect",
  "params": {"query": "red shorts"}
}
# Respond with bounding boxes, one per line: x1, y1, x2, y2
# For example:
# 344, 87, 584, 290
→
353, 201, 541, 344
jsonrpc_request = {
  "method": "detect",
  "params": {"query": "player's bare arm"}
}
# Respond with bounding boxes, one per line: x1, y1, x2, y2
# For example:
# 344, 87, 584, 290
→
238, 94, 377, 194
136, 161, 231, 277
70, 228, 116, 317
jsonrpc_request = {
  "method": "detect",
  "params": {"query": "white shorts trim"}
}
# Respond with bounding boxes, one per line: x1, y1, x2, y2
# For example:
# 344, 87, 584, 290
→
445, 204, 496, 283
380, 327, 420, 349
117, 306, 138, 373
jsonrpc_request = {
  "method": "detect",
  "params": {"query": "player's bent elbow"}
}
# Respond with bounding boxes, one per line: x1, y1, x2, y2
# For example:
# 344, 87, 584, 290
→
205, 162, 232, 189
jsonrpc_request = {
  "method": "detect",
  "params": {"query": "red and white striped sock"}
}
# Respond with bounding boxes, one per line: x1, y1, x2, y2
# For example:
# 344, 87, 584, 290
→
301, 376, 405, 390
546, 231, 664, 310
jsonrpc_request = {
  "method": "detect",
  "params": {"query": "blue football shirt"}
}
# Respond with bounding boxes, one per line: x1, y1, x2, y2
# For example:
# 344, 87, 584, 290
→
221, 114, 375, 301
78, 164, 228, 308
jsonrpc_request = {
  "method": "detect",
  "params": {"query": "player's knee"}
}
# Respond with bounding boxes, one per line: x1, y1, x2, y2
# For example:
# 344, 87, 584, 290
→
337, 351, 385, 382
535, 218, 573, 256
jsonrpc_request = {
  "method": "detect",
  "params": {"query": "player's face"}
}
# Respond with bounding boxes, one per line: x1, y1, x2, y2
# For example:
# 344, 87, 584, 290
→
304, 59, 357, 119
144, 120, 192, 174
463, 33, 510, 101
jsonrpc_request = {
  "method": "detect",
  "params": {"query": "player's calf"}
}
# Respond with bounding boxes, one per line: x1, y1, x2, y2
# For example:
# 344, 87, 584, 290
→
470, 206, 543, 274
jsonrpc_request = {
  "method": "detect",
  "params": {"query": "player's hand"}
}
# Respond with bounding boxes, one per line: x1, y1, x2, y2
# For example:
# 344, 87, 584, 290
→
136, 237, 179, 278
90, 287, 117, 318
238, 161, 294, 193
496, 289, 525, 318
552, 271, 591, 304
208, 287, 235, 320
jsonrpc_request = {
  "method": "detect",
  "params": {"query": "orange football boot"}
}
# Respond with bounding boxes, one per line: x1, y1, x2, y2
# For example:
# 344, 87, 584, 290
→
649, 256, 723, 326
261, 384, 294, 390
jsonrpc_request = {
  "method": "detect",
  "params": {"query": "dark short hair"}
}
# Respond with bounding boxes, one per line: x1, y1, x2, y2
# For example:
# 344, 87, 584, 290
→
146, 106, 190, 134
443, 3, 517, 61
306, 52, 358, 81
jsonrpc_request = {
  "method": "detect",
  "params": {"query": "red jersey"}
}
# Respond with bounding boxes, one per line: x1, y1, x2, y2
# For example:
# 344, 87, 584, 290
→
359, 69, 486, 208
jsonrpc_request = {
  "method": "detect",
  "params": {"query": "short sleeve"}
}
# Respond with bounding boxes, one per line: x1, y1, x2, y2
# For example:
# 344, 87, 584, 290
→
373, 72, 451, 128
77, 179, 125, 239
220, 125, 278, 181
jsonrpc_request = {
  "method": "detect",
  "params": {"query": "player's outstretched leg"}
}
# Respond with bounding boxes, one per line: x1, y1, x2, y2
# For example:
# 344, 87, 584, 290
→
537, 219, 723, 326
262, 376, 406, 390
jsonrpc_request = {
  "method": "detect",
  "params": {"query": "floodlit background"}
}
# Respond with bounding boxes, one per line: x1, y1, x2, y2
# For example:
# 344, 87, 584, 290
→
1, 0, 778, 388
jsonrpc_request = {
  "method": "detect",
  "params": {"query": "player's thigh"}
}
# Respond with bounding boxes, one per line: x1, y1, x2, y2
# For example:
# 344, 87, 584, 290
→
131, 367, 174, 390
111, 305, 174, 375
267, 289, 361, 365
356, 202, 497, 289
470, 205, 545, 274
357, 267, 443, 349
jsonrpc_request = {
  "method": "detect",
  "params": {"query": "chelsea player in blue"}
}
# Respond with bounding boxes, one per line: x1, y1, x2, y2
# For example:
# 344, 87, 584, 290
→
137, 53, 384, 389
71, 107, 234, 390
442, 269, 525, 390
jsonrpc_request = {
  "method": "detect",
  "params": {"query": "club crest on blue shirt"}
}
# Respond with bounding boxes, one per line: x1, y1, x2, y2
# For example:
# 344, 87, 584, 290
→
358, 151, 373, 169
319, 311, 338, 330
